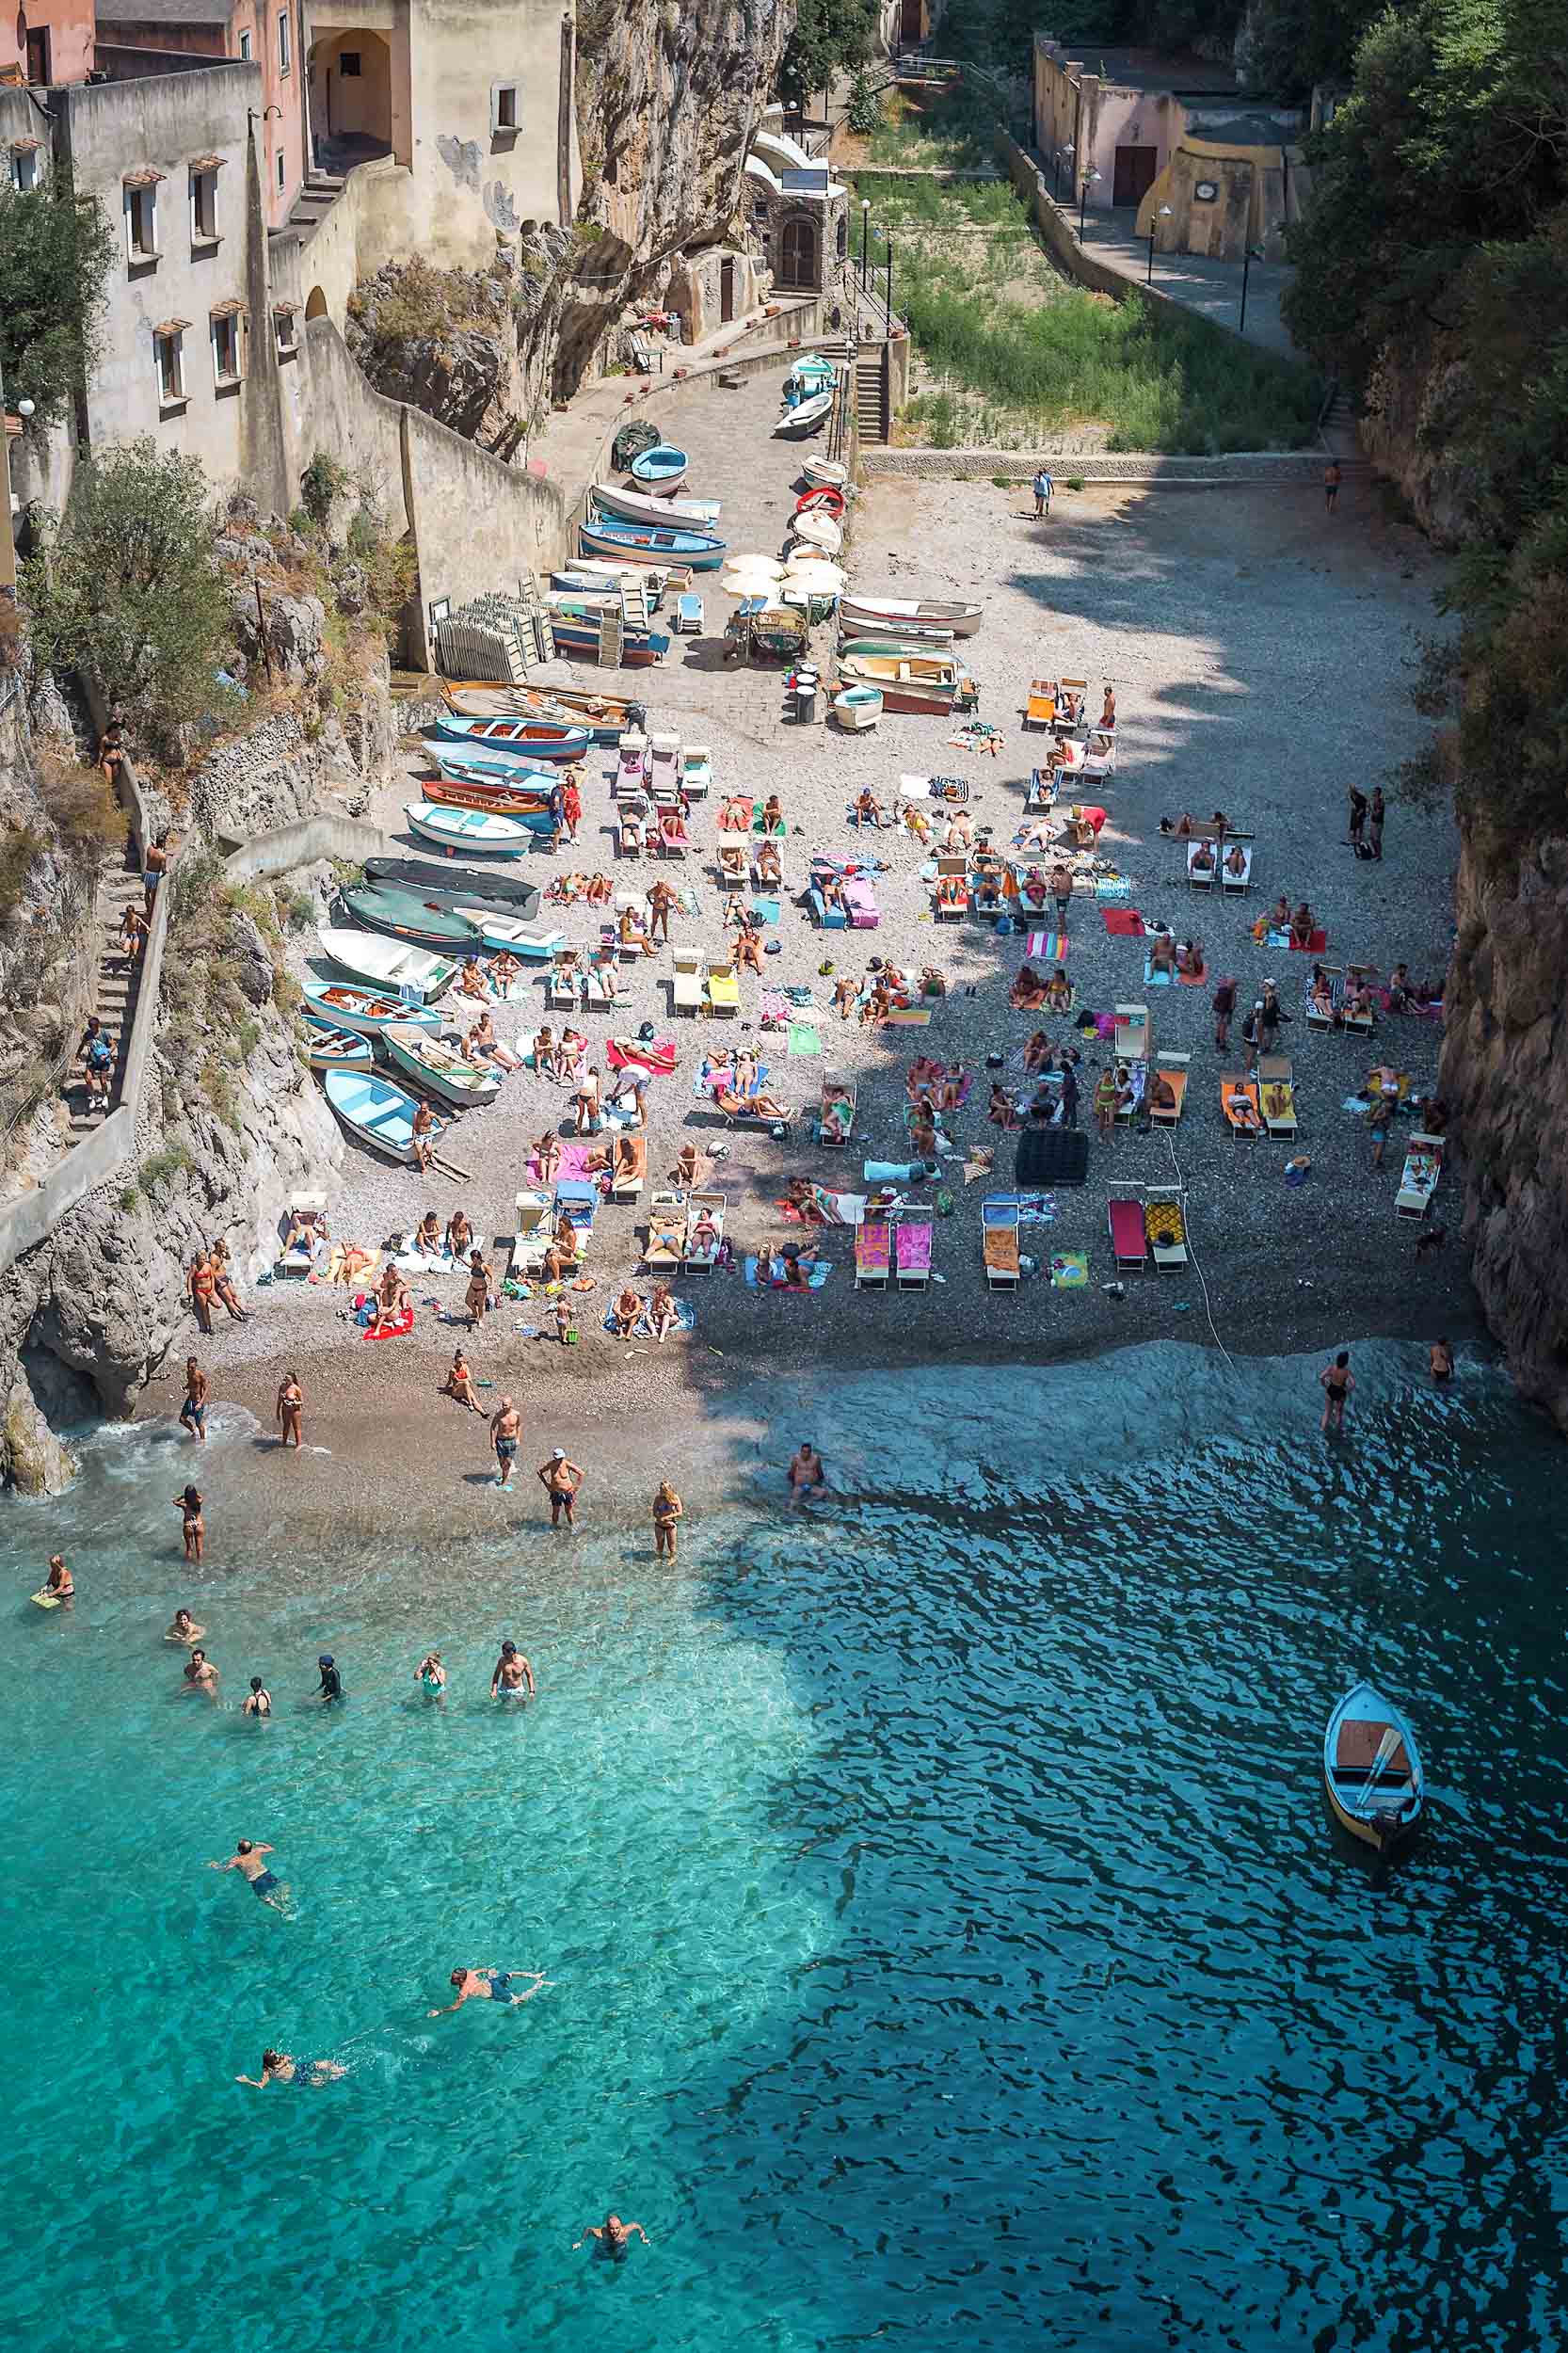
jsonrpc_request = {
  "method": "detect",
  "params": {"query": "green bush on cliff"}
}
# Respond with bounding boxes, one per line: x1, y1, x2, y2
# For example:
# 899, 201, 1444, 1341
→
0, 178, 115, 429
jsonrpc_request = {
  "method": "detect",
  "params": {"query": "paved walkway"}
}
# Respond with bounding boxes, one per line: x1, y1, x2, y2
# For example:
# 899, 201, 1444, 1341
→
1075, 205, 1297, 362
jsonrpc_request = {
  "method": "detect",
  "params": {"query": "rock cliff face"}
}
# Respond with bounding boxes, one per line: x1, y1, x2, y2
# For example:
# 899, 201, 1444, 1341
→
0, 693, 103, 1145
1440, 829, 1568, 1435
1361, 333, 1485, 547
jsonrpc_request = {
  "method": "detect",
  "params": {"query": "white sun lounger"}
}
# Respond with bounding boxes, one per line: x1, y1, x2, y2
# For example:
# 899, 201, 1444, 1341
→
672, 949, 705, 1016
681, 1187, 726, 1271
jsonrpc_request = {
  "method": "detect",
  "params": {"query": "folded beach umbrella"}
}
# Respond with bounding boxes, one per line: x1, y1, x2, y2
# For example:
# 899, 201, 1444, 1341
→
721, 555, 786, 598
783, 558, 845, 593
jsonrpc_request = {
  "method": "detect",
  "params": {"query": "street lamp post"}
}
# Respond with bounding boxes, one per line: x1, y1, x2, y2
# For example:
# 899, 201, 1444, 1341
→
1055, 141, 1072, 202
886, 237, 894, 330
1239, 243, 1263, 334
860, 199, 869, 290
1078, 167, 1100, 240
1146, 202, 1173, 285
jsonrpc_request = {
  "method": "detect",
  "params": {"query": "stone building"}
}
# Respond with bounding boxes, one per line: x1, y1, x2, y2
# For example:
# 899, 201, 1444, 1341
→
94, 0, 307, 227
744, 115, 849, 298
0, 0, 96, 88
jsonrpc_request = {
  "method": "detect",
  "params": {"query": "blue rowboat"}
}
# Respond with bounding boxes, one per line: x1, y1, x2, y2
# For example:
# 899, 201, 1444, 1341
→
404, 801, 537, 857
302, 979, 442, 1039
340, 883, 485, 952
1323, 1681, 1425, 1851
429, 746, 560, 793
429, 714, 588, 755
306, 1025, 375, 1074
427, 726, 588, 768
579, 518, 727, 571
323, 1067, 424, 1161
381, 1025, 501, 1111
440, 908, 565, 959
630, 442, 687, 490
773, 389, 834, 438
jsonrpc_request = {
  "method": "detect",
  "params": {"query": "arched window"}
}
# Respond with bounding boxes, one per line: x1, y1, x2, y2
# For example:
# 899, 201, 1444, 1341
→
779, 215, 817, 290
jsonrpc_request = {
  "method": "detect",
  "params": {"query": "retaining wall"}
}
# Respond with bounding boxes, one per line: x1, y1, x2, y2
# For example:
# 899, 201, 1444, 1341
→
861, 447, 1331, 482
219, 814, 390, 880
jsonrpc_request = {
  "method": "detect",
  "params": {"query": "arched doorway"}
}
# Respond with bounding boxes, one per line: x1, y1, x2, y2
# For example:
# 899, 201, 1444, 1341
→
308, 28, 394, 170
779, 215, 818, 291
304, 285, 328, 321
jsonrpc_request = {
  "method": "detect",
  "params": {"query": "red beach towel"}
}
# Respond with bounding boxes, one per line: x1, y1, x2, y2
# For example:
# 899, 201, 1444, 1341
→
1102, 909, 1146, 938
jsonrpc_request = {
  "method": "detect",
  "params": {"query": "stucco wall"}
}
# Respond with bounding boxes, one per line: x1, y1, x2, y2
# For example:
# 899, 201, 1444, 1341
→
0, 0, 95, 83
52, 66, 291, 504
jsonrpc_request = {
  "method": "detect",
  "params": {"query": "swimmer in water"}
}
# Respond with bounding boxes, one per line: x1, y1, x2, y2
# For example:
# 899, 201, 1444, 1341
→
572, 2213, 649, 2258
43, 1554, 74, 1602
180, 1647, 220, 1700
208, 1837, 289, 1911
787, 1441, 827, 1505
416, 1651, 447, 1699
242, 1677, 272, 1717
1430, 1337, 1454, 1384
489, 1640, 536, 1702
314, 1653, 344, 1705
174, 1484, 205, 1562
1319, 1350, 1354, 1434
427, 1966, 551, 2016
235, 2048, 346, 2089
164, 1607, 205, 1646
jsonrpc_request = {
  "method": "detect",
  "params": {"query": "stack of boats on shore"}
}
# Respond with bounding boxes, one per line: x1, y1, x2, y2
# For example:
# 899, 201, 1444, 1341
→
830, 593, 984, 715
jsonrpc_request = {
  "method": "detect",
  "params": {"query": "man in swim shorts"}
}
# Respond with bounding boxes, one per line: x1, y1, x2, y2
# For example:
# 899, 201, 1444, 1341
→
208, 1837, 288, 1911
428, 1965, 550, 2015
179, 1358, 208, 1442
489, 1640, 536, 1702
490, 1396, 521, 1489
537, 1447, 583, 1528
787, 1442, 827, 1504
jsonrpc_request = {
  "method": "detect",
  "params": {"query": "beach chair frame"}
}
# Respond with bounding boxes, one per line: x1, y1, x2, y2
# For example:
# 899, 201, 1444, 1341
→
1220, 1073, 1262, 1139
1147, 1049, 1189, 1127
1395, 1133, 1444, 1221
1113, 1001, 1150, 1064
855, 1214, 892, 1290
1107, 1188, 1147, 1271
682, 1187, 727, 1270
1144, 1184, 1189, 1270
643, 1189, 687, 1272
672, 949, 704, 1016
1258, 1054, 1298, 1137
982, 1198, 1020, 1291
1305, 964, 1344, 1032
895, 1213, 934, 1290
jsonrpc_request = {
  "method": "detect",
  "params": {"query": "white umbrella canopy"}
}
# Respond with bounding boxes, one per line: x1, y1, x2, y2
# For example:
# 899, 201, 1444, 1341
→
722, 569, 788, 600
782, 557, 845, 591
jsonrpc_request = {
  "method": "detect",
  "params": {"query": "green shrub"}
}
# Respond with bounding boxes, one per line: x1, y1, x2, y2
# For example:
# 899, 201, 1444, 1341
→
137, 1143, 193, 1193
300, 450, 348, 532
1065, 474, 1084, 490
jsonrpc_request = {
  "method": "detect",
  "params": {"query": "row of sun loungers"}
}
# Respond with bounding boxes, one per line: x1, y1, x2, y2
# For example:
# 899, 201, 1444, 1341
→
614, 733, 711, 800
643, 1187, 728, 1272
1107, 1187, 1190, 1272
854, 1213, 934, 1289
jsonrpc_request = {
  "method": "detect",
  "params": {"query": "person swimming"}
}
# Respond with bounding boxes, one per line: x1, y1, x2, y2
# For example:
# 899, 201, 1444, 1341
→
572, 2213, 650, 2258
208, 1838, 288, 1911
416, 1652, 447, 1699
236, 2048, 345, 2089
428, 1966, 551, 2016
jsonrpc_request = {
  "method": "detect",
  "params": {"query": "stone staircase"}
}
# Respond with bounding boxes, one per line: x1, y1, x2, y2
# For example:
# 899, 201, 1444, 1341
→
275, 167, 344, 257
856, 351, 889, 446
64, 863, 146, 1142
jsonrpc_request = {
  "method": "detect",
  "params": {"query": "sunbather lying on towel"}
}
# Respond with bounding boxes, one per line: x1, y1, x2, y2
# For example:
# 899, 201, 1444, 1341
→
944, 811, 974, 851
1225, 1089, 1263, 1133
1010, 963, 1049, 1011
764, 1243, 819, 1289
756, 840, 782, 884
716, 1086, 790, 1122
821, 1086, 855, 1142
324, 1241, 376, 1287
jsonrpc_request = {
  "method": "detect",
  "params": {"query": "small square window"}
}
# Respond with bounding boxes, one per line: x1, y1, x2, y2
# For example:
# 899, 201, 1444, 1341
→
212, 308, 244, 384
190, 167, 218, 244
338, 48, 360, 73
274, 307, 298, 360
154, 328, 185, 408
277, 8, 290, 72
238, 26, 251, 57
490, 81, 519, 136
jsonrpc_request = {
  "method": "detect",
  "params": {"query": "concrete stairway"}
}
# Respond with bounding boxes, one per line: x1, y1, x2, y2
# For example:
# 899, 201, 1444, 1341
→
856, 352, 889, 445
274, 168, 344, 257
64, 864, 145, 1141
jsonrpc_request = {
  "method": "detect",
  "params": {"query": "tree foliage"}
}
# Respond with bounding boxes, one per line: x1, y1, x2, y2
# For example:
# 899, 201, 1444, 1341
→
0, 179, 115, 429
1285, 0, 1568, 846
21, 441, 238, 755
776, 0, 878, 115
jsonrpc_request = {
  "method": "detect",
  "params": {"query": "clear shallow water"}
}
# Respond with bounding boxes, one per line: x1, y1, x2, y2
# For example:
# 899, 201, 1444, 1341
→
3, 1343, 1567, 2353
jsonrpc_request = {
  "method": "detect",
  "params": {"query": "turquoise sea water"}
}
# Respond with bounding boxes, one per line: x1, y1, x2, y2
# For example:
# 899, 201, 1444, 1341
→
3, 1341, 1566, 2353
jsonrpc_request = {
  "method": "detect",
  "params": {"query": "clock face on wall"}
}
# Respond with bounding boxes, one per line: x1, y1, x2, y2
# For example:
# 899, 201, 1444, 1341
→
1193, 180, 1219, 200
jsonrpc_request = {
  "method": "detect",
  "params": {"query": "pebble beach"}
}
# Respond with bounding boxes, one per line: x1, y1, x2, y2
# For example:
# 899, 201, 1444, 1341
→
142, 363, 1478, 1511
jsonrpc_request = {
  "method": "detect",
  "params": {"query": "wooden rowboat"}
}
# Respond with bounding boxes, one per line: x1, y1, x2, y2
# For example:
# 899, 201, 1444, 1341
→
405, 801, 537, 857
339, 883, 484, 952
840, 592, 983, 639
630, 443, 687, 491
835, 650, 980, 715
314, 927, 457, 1002
773, 389, 833, 438
1323, 1681, 1425, 1850
803, 455, 848, 492
381, 1024, 502, 1109
590, 478, 721, 528
323, 1067, 424, 1161
302, 980, 442, 1039
306, 1025, 376, 1073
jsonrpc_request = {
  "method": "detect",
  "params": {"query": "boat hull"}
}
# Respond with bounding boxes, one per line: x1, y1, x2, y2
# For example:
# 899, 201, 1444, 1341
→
323, 1067, 422, 1160
422, 777, 561, 823
630, 445, 687, 490
405, 802, 536, 857
774, 390, 834, 438
307, 1027, 376, 1072
339, 884, 483, 952
836, 658, 971, 715
548, 618, 671, 666
579, 520, 726, 571
429, 731, 587, 769
1322, 1681, 1425, 1851
382, 1025, 501, 1109
362, 857, 542, 921
315, 928, 456, 1003
590, 479, 721, 528
841, 594, 983, 639
302, 981, 441, 1038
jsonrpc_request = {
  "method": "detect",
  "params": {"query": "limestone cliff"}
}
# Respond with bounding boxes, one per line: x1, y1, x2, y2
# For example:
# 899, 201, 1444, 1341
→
1360, 332, 1483, 547
1440, 830, 1568, 1435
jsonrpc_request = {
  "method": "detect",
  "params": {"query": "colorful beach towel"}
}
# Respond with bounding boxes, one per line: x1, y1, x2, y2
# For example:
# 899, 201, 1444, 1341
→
1102, 908, 1146, 937
1144, 960, 1174, 987
606, 1035, 677, 1075
1026, 930, 1068, 962
1050, 1251, 1090, 1289
1177, 962, 1209, 986
895, 1221, 933, 1278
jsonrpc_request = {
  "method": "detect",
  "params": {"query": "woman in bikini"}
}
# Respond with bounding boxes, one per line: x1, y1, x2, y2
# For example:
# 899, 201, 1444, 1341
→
648, 1283, 679, 1342
987, 1083, 1019, 1131
1022, 1031, 1052, 1076
275, 1372, 303, 1450
174, 1484, 205, 1562
440, 1348, 486, 1415
236, 2049, 347, 2089
652, 1481, 683, 1560
1044, 968, 1072, 1015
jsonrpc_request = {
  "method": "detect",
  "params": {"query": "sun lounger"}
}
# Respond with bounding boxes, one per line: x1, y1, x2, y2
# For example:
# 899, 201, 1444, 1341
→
855, 1214, 891, 1289
615, 732, 647, 793
717, 844, 748, 891
982, 1196, 1020, 1290
554, 1177, 597, 1256
617, 808, 647, 857
672, 949, 704, 1016
1113, 1002, 1150, 1063
706, 961, 740, 1017
511, 1188, 552, 1275
1396, 1132, 1444, 1220
1221, 845, 1253, 893
819, 1072, 856, 1146
1221, 1074, 1263, 1137
1144, 1186, 1188, 1270
1305, 965, 1344, 1032
1107, 1190, 1147, 1271
895, 1214, 934, 1290
715, 1087, 792, 1134
682, 1187, 726, 1270
648, 733, 680, 797
1081, 730, 1116, 778
611, 1132, 648, 1201
1259, 1053, 1297, 1137
658, 809, 691, 855
644, 1190, 687, 1272
277, 1191, 327, 1277
934, 854, 968, 920
809, 882, 847, 930
1343, 964, 1377, 1036
676, 593, 704, 634
1187, 842, 1217, 892
584, 955, 629, 1011
680, 744, 711, 799
1025, 677, 1058, 729
547, 953, 582, 1011
1147, 1049, 1189, 1125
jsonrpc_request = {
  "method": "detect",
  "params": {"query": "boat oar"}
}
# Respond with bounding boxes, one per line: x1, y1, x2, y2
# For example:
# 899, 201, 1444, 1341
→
1351, 1725, 1402, 1817
431, 1150, 472, 1183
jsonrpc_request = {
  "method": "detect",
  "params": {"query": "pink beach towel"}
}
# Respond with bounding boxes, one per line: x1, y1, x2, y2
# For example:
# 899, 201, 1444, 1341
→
895, 1220, 933, 1276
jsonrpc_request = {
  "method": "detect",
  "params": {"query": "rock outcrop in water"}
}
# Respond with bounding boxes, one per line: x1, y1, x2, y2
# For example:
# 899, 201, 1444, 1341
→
1440, 828, 1568, 1436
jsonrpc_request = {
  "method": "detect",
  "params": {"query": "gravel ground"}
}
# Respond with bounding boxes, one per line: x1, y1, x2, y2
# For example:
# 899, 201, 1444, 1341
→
152, 364, 1481, 1505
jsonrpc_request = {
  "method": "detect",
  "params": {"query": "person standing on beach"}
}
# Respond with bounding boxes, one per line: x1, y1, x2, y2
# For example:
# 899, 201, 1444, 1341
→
1347, 785, 1367, 851
207, 1838, 288, 1911
489, 1640, 536, 1701
653, 1481, 683, 1561
1324, 458, 1341, 511
276, 1372, 303, 1451
490, 1396, 521, 1489
1212, 976, 1237, 1053
465, 1249, 493, 1332
1369, 787, 1385, 861
538, 1448, 583, 1529
1032, 466, 1053, 520
1320, 1352, 1354, 1433
179, 1358, 208, 1443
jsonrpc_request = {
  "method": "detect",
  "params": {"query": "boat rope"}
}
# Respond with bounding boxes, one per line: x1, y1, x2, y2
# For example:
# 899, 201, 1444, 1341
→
1160, 1126, 1235, 1373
